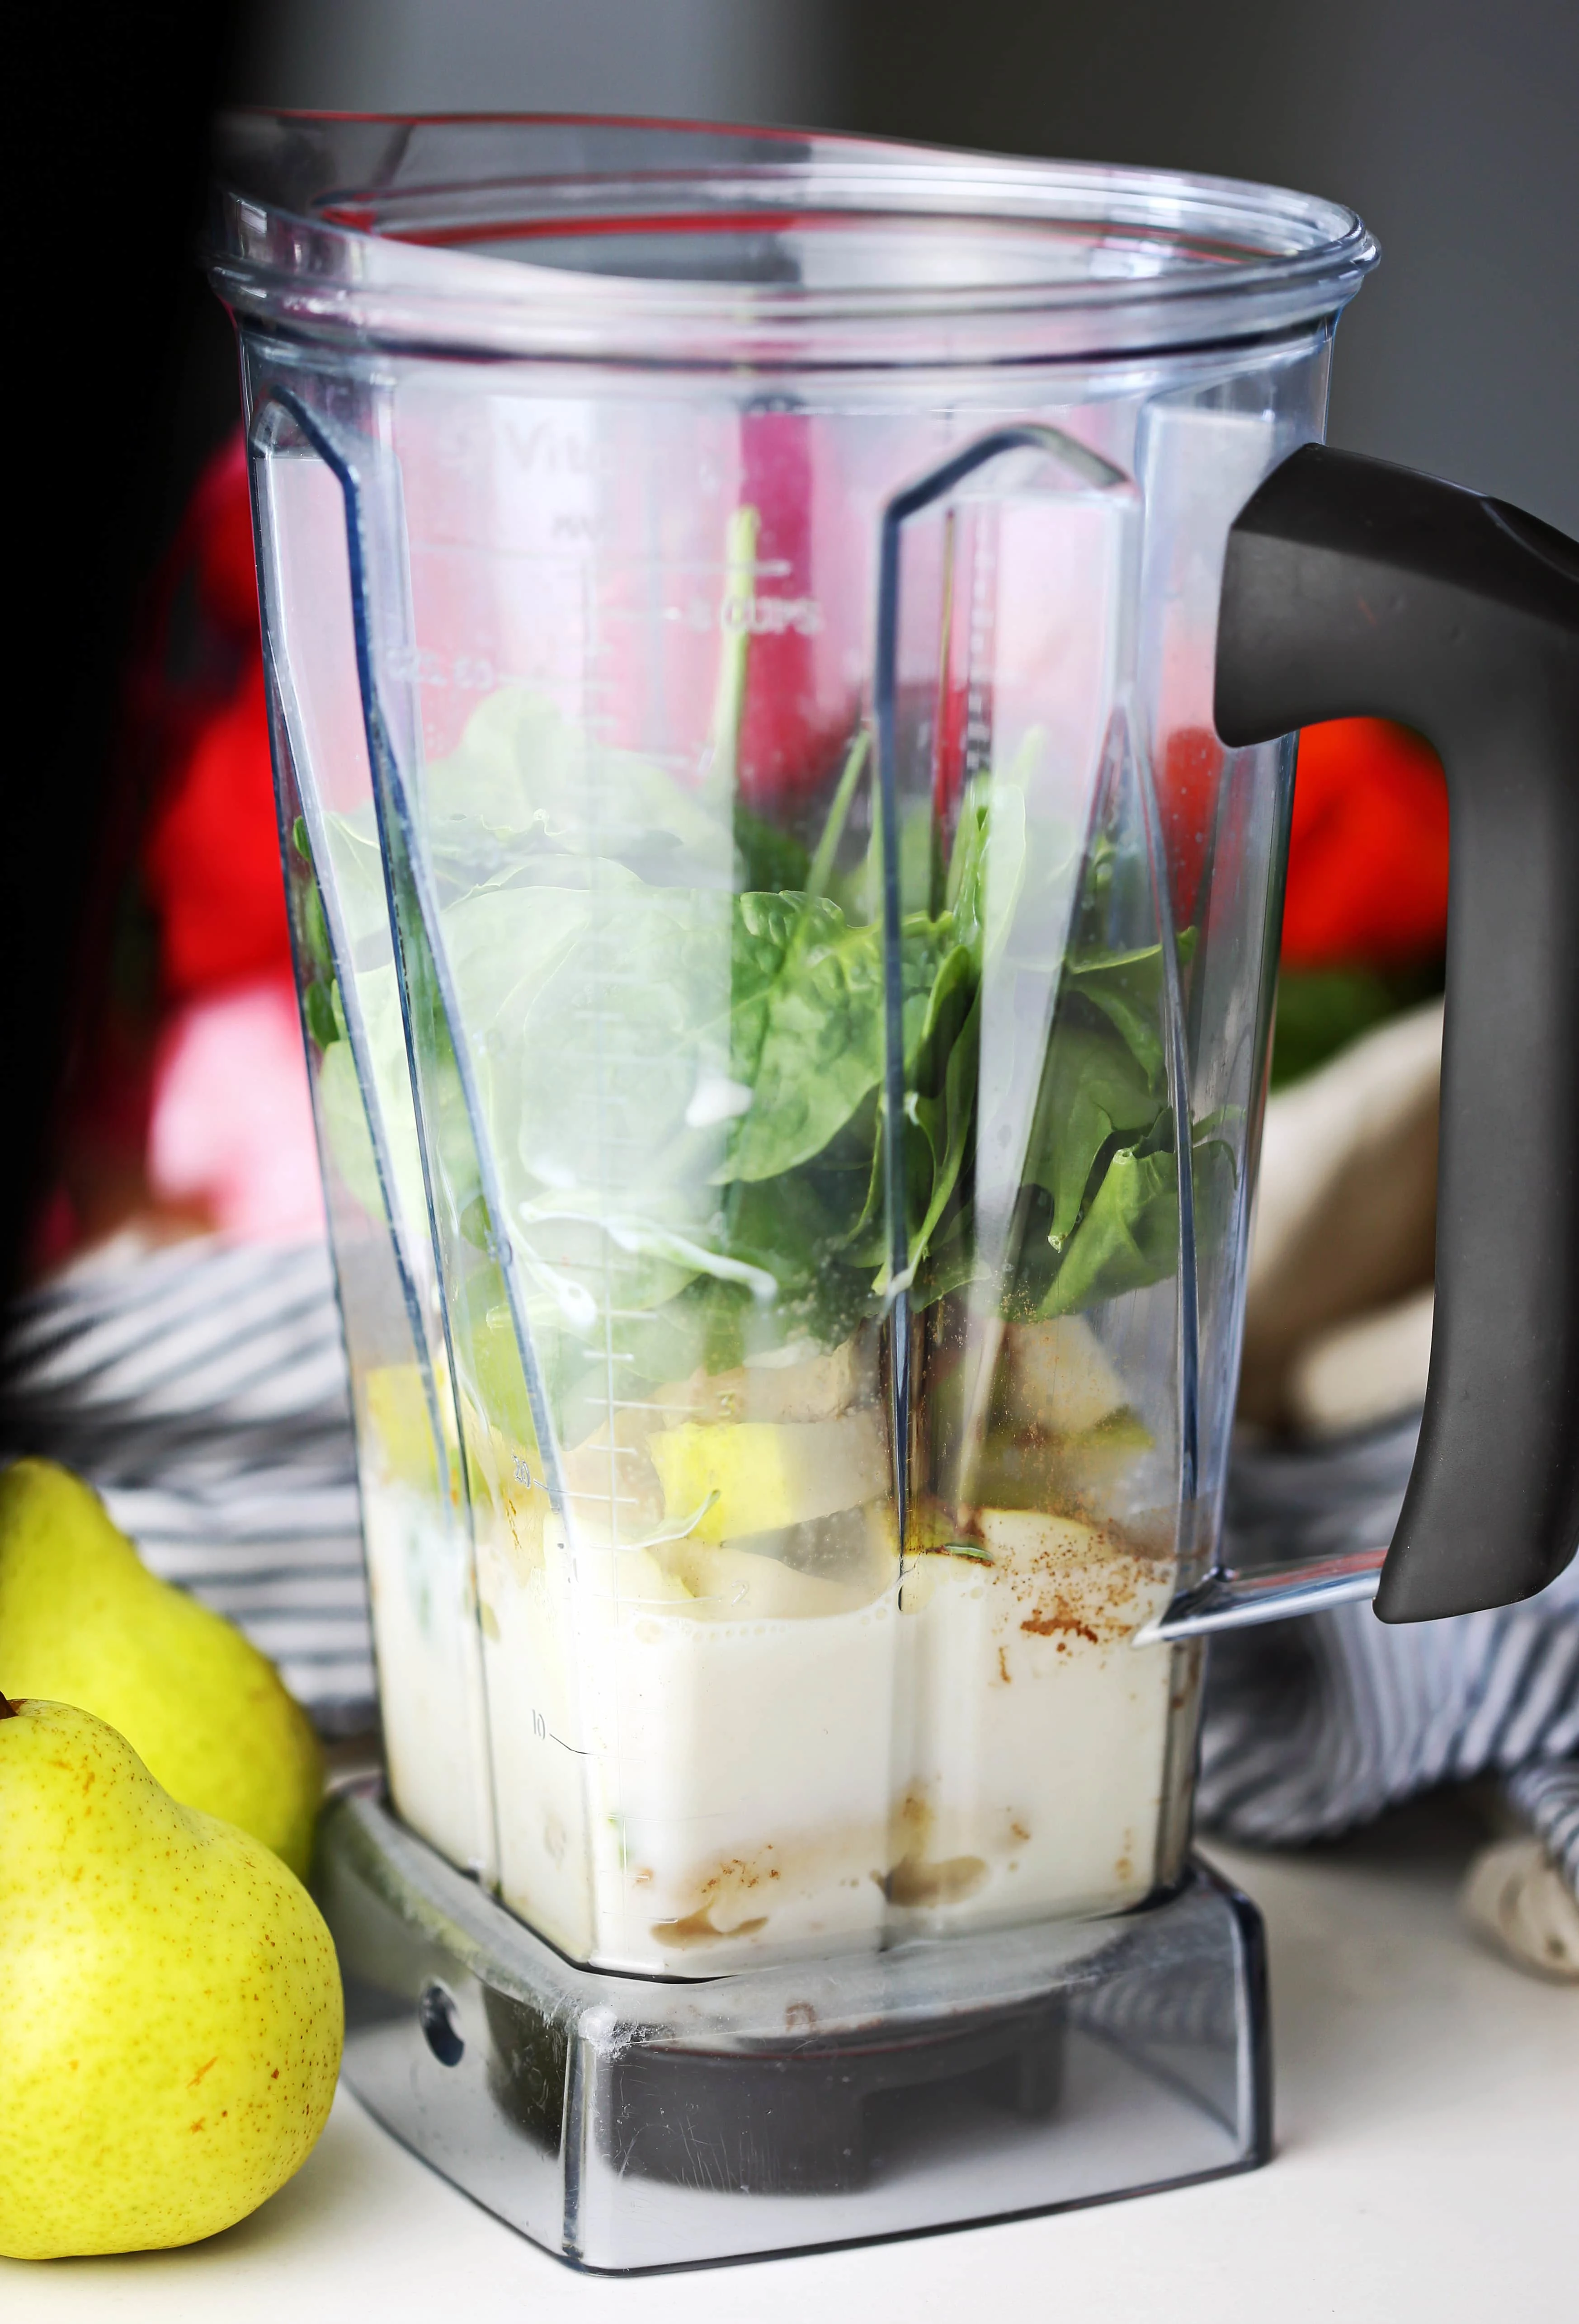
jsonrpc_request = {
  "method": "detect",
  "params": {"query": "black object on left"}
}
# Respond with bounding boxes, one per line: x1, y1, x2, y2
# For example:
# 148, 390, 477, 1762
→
1216, 443, 1579, 1623
2, 0, 245, 1298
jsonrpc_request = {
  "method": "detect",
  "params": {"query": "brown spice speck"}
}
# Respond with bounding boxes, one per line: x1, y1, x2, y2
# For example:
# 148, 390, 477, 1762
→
1021, 1610, 1099, 1644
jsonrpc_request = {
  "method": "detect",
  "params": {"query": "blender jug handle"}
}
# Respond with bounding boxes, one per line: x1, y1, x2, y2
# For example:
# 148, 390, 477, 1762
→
1216, 443, 1579, 1622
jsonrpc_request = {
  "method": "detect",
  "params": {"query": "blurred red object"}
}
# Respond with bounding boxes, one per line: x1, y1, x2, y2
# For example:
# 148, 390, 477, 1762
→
148, 978, 321, 1242
736, 408, 851, 809
141, 656, 291, 996
139, 434, 293, 999
1152, 716, 1448, 967
1159, 726, 1223, 929
35, 428, 317, 1271
1282, 717, 1451, 969
188, 430, 266, 640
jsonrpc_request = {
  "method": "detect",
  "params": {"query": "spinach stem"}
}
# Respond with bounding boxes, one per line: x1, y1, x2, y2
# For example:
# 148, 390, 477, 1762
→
805, 726, 871, 899
706, 503, 760, 799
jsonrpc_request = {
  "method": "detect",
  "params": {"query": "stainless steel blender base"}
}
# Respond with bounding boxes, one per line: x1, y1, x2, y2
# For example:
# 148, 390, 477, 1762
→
316, 1795, 1271, 2272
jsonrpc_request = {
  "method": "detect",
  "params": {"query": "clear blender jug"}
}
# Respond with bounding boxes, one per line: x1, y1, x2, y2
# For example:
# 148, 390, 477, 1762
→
210, 114, 1579, 2268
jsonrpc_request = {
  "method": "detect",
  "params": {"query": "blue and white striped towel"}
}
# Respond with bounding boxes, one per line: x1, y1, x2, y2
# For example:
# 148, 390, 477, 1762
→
4, 1235, 1574, 1893
1204, 1419, 1579, 1881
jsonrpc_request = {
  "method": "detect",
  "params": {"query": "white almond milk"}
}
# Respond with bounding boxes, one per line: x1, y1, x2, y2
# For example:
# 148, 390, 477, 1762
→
364, 1476, 1177, 1978
891, 1514, 1175, 1935
359, 1477, 495, 1880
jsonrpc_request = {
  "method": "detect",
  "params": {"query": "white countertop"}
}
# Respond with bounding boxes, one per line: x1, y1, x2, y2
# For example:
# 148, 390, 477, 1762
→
9, 1801, 1575, 2324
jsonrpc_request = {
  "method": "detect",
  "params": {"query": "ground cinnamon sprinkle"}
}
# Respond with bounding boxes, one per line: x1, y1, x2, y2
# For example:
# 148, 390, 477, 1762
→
1020, 1610, 1099, 1644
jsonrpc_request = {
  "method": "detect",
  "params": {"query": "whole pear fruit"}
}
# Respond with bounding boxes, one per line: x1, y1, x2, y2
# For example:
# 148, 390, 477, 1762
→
0, 1459, 322, 1877
0, 1694, 343, 2257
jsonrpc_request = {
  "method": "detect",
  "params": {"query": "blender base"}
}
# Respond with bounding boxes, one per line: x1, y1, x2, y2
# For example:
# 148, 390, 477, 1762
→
316, 1794, 1271, 2273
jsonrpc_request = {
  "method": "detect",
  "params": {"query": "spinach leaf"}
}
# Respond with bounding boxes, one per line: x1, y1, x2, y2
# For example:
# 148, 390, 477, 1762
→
334, 685, 1235, 1405
1062, 944, 1169, 1083
1038, 1137, 1180, 1317
1037, 1123, 1239, 1319
1010, 924, 1204, 1315
1023, 1016, 1163, 1250
734, 804, 811, 896
723, 902, 883, 1182
904, 962, 981, 1276
725, 890, 811, 1090
721, 898, 949, 1186
317, 1038, 383, 1220
913, 1204, 985, 1307
304, 974, 339, 1052
615, 1274, 755, 1384
946, 775, 1026, 959
829, 1091, 887, 1272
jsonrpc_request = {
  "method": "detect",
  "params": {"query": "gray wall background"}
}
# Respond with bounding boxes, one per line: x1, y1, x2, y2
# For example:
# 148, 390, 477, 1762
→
237, 0, 841, 130
237, 0, 1579, 531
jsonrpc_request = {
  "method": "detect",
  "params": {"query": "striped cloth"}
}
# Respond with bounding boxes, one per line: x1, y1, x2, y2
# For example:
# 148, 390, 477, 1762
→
2, 1235, 1574, 1891
1506, 1757, 1579, 1899
1201, 1421, 1579, 1896
0, 1237, 373, 1730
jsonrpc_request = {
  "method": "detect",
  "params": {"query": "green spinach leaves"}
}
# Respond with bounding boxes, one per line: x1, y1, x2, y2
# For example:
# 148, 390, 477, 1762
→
327, 689, 1216, 1389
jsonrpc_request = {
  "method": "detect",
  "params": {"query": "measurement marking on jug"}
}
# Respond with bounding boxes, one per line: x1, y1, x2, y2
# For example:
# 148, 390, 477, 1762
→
600, 591, 822, 636
720, 593, 822, 637
528, 1708, 589, 1757
406, 541, 792, 577
384, 645, 505, 692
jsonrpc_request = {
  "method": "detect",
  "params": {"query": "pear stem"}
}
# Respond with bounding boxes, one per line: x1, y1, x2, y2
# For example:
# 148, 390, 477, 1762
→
0, 1692, 17, 1719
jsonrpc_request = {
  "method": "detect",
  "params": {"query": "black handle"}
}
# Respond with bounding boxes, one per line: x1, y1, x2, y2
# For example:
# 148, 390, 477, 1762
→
1216, 444, 1579, 1622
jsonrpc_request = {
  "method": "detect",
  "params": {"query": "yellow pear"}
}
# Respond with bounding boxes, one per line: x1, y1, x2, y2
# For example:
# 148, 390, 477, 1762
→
0, 1695, 343, 2257
0, 1459, 323, 1878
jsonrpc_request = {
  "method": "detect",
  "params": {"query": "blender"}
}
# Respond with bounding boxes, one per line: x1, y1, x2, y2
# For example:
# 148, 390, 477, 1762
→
208, 114, 1579, 2269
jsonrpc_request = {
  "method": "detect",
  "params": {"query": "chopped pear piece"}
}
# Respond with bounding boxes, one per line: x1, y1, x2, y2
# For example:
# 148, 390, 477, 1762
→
646, 1411, 887, 1542
655, 1336, 864, 1426
1000, 1316, 1133, 1436
654, 1538, 875, 1620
